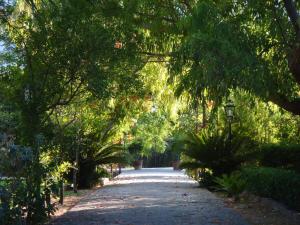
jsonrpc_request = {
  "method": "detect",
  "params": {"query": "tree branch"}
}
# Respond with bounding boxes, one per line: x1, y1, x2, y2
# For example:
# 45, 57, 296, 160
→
282, 1, 300, 88
283, 0, 300, 37
270, 94, 300, 115
273, 1, 291, 46
138, 51, 174, 58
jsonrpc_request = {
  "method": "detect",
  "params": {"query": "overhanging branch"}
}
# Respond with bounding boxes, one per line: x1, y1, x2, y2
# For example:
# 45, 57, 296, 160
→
270, 94, 300, 115
283, 0, 300, 37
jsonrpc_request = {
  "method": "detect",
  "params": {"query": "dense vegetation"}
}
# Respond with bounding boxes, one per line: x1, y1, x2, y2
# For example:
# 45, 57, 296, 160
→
0, 0, 299, 224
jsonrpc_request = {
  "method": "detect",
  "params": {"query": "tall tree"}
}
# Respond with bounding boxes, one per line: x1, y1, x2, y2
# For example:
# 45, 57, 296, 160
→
0, 0, 147, 223
167, 0, 300, 114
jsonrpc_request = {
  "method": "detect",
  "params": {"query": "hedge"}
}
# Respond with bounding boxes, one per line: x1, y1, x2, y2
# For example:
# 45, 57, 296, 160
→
259, 144, 300, 173
241, 167, 300, 211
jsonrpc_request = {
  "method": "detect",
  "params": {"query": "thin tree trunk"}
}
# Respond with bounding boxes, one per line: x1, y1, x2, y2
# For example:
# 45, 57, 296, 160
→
73, 137, 79, 193
201, 91, 207, 128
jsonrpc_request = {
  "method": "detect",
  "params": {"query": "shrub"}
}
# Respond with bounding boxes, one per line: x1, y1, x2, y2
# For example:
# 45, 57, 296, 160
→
199, 169, 215, 187
0, 179, 28, 225
259, 144, 300, 173
78, 163, 110, 188
178, 130, 256, 177
127, 141, 143, 161
215, 172, 246, 198
184, 167, 215, 187
78, 142, 128, 188
0, 144, 61, 225
241, 167, 300, 210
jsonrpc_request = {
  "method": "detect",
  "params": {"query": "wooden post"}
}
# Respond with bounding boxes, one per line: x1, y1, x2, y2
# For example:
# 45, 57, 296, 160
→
110, 164, 113, 177
73, 137, 79, 193
45, 187, 51, 217
59, 180, 64, 205
73, 132, 80, 193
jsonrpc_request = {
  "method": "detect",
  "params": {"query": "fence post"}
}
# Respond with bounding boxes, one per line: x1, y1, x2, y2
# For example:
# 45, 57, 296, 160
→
59, 180, 64, 205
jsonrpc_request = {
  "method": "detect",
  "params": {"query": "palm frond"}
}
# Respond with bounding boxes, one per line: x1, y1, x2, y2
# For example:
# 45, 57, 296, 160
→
175, 130, 256, 176
93, 143, 128, 165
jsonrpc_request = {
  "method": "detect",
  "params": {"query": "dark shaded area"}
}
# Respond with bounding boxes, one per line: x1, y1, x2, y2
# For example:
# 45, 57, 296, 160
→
259, 144, 300, 173
142, 148, 179, 168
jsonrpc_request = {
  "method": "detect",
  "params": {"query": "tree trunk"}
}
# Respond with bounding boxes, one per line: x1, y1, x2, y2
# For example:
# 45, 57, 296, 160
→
201, 92, 207, 128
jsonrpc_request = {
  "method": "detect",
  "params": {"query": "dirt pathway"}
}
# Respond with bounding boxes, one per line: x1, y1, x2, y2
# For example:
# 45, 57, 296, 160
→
50, 168, 249, 225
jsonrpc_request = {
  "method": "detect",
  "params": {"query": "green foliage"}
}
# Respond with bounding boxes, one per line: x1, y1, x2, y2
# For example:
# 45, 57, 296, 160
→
169, 0, 300, 115
0, 0, 299, 222
229, 90, 300, 144
0, 105, 20, 134
0, 145, 33, 177
134, 112, 172, 156
78, 164, 110, 189
198, 170, 215, 187
0, 0, 150, 222
78, 128, 129, 188
215, 172, 246, 198
40, 150, 72, 185
242, 167, 300, 211
127, 141, 144, 160
178, 130, 256, 177
129, 63, 178, 157
0, 179, 28, 225
259, 144, 300, 173
0, 144, 56, 225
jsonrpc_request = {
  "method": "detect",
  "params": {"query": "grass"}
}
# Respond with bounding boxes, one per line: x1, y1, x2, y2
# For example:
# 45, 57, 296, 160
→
63, 189, 91, 197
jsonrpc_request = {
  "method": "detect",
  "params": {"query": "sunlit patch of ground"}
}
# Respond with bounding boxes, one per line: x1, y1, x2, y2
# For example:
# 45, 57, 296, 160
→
108, 168, 196, 185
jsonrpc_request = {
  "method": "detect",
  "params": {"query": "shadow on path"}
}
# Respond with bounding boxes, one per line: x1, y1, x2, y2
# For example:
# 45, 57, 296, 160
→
50, 168, 249, 225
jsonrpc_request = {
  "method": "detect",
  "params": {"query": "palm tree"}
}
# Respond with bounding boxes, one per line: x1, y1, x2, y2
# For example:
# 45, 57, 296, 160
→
176, 130, 255, 177
78, 128, 129, 188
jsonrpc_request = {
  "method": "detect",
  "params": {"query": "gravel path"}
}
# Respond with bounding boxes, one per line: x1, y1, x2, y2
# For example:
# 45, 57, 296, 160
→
50, 168, 249, 225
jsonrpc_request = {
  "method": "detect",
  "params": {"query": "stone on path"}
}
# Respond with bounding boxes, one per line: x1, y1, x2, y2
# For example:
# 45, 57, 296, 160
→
50, 168, 249, 225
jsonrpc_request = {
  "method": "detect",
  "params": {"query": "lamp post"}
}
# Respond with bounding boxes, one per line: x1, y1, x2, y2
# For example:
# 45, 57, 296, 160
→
224, 99, 235, 141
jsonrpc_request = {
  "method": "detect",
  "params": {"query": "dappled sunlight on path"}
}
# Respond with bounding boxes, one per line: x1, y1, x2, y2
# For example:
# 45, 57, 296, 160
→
50, 168, 249, 225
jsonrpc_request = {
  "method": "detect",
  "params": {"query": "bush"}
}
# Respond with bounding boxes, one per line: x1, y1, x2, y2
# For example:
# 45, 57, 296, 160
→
199, 169, 215, 187
241, 167, 300, 210
178, 130, 256, 177
215, 172, 246, 198
0, 179, 28, 225
259, 144, 300, 173
184, 168, 215, 187
127, 142, 143, 161
78, 163, 110, 188
77, 140, 128, 188
0, 144, 59, 225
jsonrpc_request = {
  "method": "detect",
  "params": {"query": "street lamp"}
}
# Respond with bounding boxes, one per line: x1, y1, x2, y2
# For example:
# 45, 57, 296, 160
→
224, 99, 235, 141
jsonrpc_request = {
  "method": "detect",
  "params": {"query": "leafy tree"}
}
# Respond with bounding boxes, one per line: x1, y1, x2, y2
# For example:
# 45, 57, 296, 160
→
0, 0, 148, 223
131, 63, 176, 156
168, 0, 300, 115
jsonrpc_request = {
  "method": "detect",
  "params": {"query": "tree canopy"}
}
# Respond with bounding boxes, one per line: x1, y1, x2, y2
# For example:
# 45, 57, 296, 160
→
0, 1, 300, 224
